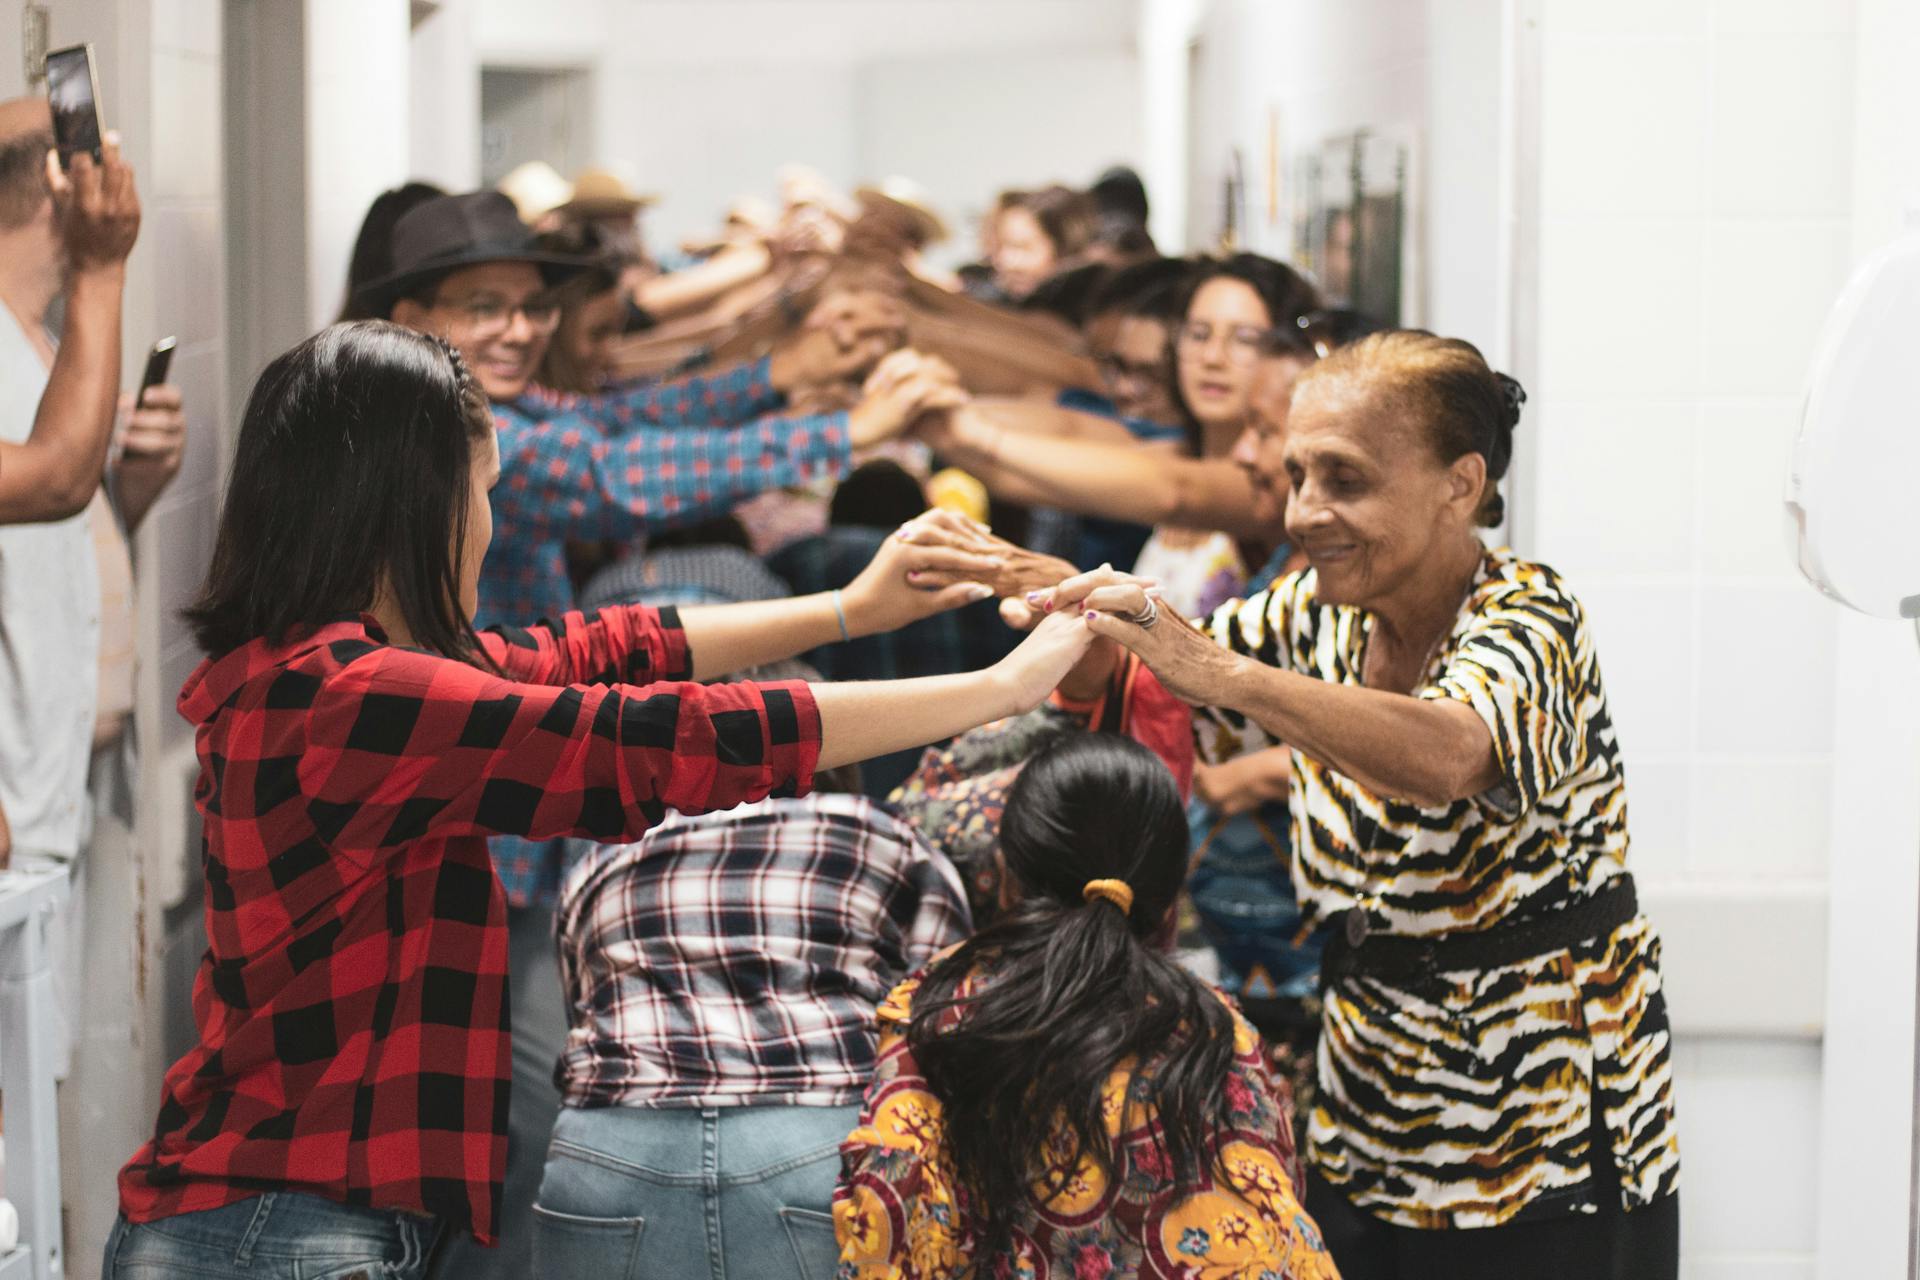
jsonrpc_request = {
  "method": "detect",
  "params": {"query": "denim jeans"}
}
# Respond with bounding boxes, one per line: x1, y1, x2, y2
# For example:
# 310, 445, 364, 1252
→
103, 1191, 442, 1279
533, 1103, 862, 1280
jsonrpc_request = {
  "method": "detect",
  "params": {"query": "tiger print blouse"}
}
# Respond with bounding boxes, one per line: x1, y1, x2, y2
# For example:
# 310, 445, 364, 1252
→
1193, 545, 1681, 1229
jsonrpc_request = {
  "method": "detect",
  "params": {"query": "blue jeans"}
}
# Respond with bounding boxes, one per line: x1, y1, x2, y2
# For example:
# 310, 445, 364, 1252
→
533, 1103, 861, 1280
103, 1192, 442, 1279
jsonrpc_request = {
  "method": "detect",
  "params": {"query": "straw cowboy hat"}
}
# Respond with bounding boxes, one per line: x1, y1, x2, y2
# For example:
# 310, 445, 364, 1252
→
559, 166, 660, 219
496, 160, 574, 225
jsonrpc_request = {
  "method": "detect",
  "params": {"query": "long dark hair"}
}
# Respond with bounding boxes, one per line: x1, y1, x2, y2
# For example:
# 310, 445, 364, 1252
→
906, 735, 1236, 1256
1170, 253, 1322, 452
185, 321, 495, 660
337, 181, 446, 322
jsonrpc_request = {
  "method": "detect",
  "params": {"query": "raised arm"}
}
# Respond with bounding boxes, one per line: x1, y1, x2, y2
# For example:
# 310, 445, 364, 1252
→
589, 288, 906, 428
490, 404, 848, 544
900, 275, 1099, 395
635, 242, 774, 321
921, 404, 1268, 538
966, 396, 1142, 444
493, 355, 958, 544
0, 142, 140, 523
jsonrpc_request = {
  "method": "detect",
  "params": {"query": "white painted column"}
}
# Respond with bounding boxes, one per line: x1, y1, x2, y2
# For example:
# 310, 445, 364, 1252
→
1136, 0, 1204, 252
409, 0, 482, 192
303, 0, 412, 332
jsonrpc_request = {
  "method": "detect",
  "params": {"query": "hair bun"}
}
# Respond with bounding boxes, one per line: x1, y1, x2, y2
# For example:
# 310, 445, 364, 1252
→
1494, 372, 1527, 430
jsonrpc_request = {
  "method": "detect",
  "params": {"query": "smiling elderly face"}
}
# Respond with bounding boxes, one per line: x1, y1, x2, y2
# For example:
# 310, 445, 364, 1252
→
1279, 372, 1484, 610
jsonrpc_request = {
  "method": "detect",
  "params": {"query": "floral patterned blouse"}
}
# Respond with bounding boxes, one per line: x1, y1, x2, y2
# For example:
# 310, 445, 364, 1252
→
833, 971, 1341, 1280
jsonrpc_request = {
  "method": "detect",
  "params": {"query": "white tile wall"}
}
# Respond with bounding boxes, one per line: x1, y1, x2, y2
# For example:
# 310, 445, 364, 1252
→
1712, 0, 1856, 36
1535, 3, 1850, 874
1541, 38, 1710, 218
1700, 220, 1855, 398
1541, 0, 1710, 40
1570, 580, 1697, 755
1694, 584, 1838, 754
1709, 34, 1855, 217
1530, 2, 1857, 1271
1532, 399, 1698, 580
1537, 216, 1704, 399
1620, 756, 1694, 879
1695, 397, 1800, 581
1691, 758, 1833, 878
1674, 1038, 1822, 1255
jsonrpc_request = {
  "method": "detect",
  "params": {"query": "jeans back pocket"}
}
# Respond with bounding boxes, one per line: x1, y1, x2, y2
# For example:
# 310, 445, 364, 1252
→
531, 1205, 646, 1280
778, 1207, 839, 1280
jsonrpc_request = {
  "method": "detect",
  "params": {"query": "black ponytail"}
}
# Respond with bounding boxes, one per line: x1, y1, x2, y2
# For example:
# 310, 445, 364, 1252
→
905, 735, 1235, 1258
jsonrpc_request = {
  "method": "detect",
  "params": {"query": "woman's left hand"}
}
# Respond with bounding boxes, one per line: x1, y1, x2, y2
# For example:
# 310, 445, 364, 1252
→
1040, 567, 1244, 708
840, 509, 1005, 636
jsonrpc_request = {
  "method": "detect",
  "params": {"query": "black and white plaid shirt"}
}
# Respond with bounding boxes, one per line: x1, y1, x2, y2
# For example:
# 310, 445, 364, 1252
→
555, 793, 971, 1109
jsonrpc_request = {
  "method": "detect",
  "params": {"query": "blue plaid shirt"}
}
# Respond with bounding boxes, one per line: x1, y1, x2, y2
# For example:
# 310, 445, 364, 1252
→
479, 356, 852, 628
481, 357, 854, 906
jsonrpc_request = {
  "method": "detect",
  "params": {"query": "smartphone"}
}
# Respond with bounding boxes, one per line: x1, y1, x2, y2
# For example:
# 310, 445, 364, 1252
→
44, 44, 104, 169
137, 337, 176, 408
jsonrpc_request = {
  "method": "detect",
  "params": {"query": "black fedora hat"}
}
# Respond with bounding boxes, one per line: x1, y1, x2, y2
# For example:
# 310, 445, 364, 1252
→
352, 190, 596, 316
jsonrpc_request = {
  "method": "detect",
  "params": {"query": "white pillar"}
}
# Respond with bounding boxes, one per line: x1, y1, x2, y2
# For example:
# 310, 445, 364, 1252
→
1137, 0, 1204, 252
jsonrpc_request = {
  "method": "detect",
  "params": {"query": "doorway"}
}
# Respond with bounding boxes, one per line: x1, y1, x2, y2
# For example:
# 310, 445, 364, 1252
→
480, 65, 593, 186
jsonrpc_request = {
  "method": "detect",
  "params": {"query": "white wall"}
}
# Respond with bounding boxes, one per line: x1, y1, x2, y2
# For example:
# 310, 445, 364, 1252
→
857, 50, 1141, 266
305, 0, 411, 331
1507, 2, 1874, 1276
1815, 0, 1920, 1272
410, 0, 482, 191
470, 0, 1142, 263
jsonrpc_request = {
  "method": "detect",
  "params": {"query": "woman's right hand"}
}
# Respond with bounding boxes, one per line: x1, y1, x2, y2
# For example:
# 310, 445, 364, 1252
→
991, 610, 1097, 717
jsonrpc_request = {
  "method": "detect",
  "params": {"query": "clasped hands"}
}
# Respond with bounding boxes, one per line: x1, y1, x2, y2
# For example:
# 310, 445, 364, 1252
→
873, 516, 1245, 711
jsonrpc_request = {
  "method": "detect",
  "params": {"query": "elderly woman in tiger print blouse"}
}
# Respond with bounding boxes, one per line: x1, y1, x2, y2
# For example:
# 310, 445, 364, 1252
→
1038, 331, 1681, 1280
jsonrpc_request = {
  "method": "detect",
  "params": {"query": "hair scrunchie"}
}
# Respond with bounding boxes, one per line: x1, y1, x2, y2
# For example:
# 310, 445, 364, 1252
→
1081, 878, 1134, 915
1494, 371, 1528, 430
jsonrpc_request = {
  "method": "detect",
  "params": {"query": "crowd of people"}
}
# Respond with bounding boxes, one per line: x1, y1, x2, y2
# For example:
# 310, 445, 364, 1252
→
0, 93, 1682, 1280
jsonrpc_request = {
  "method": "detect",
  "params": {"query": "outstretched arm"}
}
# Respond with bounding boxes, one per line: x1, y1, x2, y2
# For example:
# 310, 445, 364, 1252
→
921, 404, 1268, 537
675, 510, 1008, 679
1045, 569, 1501, 808
635, 242, 774, 321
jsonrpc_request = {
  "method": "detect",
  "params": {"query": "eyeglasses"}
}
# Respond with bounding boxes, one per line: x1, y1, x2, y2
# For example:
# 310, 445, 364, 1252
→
434, 291, 564, 340
1096, 351, 1166, 388
1175, 320, 1269, 365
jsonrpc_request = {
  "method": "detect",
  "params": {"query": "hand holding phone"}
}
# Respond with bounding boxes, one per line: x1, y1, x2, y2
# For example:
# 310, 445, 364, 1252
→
45, 44, 104, 169
138, 337, 176, 408
45, 128, 139, 274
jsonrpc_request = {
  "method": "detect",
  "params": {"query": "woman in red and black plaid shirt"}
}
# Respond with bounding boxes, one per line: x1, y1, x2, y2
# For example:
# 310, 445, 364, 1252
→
105, 321, 1095, 1278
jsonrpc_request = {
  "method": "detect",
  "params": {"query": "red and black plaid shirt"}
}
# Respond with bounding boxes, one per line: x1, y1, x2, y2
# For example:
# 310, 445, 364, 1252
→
116, 606, 820, 1243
